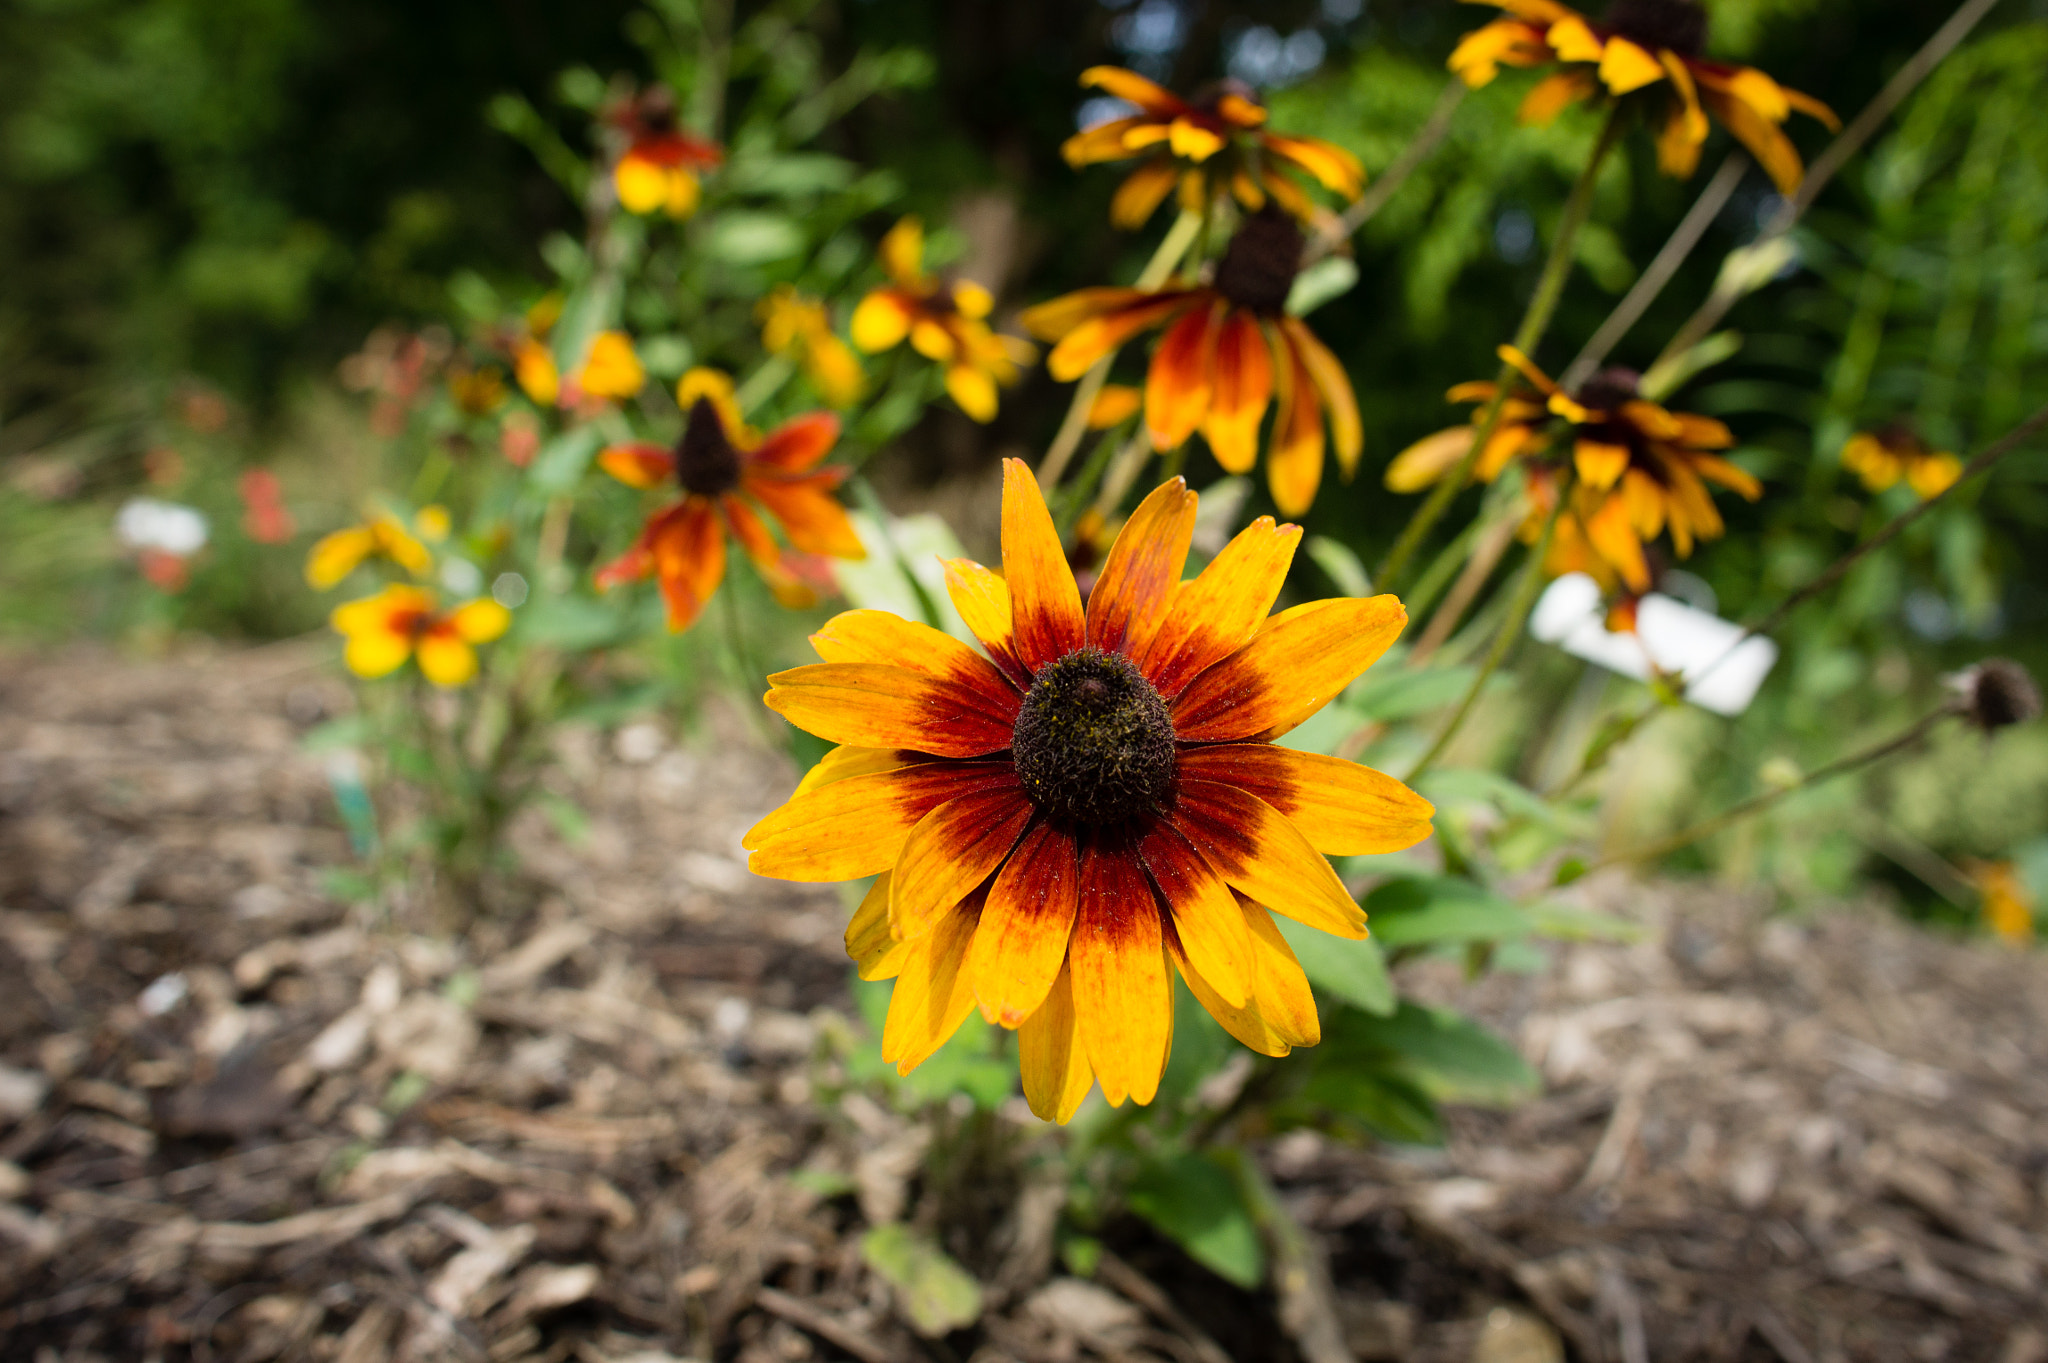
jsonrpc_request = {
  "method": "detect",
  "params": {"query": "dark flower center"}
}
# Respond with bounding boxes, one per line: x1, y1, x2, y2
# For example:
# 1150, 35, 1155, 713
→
1956, 659, 2042, 735
1012, 648, 1177, 828
1875, 418, 1929, 457
1213, 207, 1304, 315
1602, 0, 1708, 57
1574, 366, 1642, 413
674, 396, 743, 496
1187, 77, 1263, 118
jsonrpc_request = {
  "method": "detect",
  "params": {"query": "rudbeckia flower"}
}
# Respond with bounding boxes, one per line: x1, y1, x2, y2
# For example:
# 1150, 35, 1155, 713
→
305, 511, 435, 589
1970, 861, 2036, 943
1841, 424, 1962, 500
759, 285, 866, 408
1063, 67, 1365, 230
850, 218, 1036, 423
1020, 208, 1361, 517
1386, 347, 1758, 592
568, 330, 647, 403
330, 584, 510, 687
513, 294, 564, 407
594, 368, 864, 632
744, 462, 1435, 1122
605, 85, 723, 218
1449, 0, 1838, 194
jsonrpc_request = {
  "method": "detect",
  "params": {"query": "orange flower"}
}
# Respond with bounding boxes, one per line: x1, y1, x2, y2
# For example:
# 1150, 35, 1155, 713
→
512, 294, 564, 406
1387, 348, 1759, 592
759, 285, 866, 408
605, 85, 723, 218
330, 584, 510, 687
850, 218, 1035, 423
1970, 861, 2036, 943
1449, 0, 1838, 194
569, 331, 646, 403
744, 462, 1434, 1122
1063, 67, 1365, 230
595, 369, 864, 632
1021, 208, 1361, 517
1841, 424, 1962, 500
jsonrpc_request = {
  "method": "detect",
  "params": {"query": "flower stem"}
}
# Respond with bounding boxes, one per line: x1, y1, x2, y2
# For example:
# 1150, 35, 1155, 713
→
1590, 704, 1954, 870
1305, 78, 1468, 264
1377, 106, 1625, 594
1404, 480, 1570, 783
1036, 209, 1203, 490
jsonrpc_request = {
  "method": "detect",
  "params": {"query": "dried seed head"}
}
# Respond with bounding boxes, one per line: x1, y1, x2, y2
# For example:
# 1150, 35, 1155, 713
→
1213, 207, 1305, 316
1603, 0, 1708, 58
674, 397, 743, 496
1012, 648, 1176, 828
1951, 658, 2042, 735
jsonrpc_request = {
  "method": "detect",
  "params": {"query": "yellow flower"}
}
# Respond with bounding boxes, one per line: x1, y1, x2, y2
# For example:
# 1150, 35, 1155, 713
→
305, 512, 434, 589
1086, 384, 1144, 429
604, 86, 723, 218
1450, 0, 1838, 194
1971, 861, 2035, 943
759, 285, 866, 408
512, 294, 564, 406
570, 331, 646, 402
329, 584, 511, 687
1842, 425, 1961, 499
851, 217, 1036, 423
414, 505, 451, 542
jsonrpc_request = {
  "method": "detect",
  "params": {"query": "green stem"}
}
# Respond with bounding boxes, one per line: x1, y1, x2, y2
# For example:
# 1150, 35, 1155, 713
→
735, 352, 795, 414
1404, 480, 1570, 783
1376, 106, 1625, 594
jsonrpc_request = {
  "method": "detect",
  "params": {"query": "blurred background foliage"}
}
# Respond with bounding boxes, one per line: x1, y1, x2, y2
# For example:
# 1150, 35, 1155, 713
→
2, 0, 2045, 921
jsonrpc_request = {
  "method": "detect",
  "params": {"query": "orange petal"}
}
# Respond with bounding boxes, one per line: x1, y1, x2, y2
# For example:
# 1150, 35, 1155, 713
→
743, 472, 865, 559
1574, 439, 1632, 490
721, 494, 814, 608
763, 662, 1019, 757
1000, 458, 1086, 675
881, 892, 984, 1074
792, 744, 910, 797
598, 442, 675, 489
1585, 494, 1651, 592
1267, 328, 1324, 517
1171, 595, 1407, 743
749, 412, 841, 473
1110, 160, 1182, 229
1598, 36, 1665, 94
966, 820, 1080, 1026
1019, 962, 1095, 1123
1068, 843, 1172, 1107
1087, 476, 1198, 659
1546, 14, 1605, 62
1690, 453, 1763, 500
1700, 87, 1804, 195
1200, 309, 1275, 475
744, 759, 1017, 880
1282, 317, 1362, 478
1145, 300, 1224, 451
1260, 133, 1364, 197
943, 557, 1032, 690
1175, 744, 1435, 856
1063, 117, 1149, 168
1138, 822, 1251, 1009
1079, 65, 1186, 117
1132, 516, 1301, 699
1169, 782, 1364, 938
648, 497, 726, 633
1019, 286, 1151, 343
891, 783, 1033, 941
1044, 294, 1198, 382
809, 609, 1022, 711
848, 872, 914, 981
1385, 426, 1476, 493
1171, 896, 1320, 1056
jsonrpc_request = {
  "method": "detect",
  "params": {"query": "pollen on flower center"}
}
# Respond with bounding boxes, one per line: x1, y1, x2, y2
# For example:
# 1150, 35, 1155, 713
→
674, 397, 744, 496
1012, 648, 1177, 827
1603, 0, 1708, 57
1212, 207, 1305, 315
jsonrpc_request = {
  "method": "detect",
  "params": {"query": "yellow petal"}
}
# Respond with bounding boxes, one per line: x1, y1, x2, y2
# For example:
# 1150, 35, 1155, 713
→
416, 634, 478, 688
1018, 963, 1095, 1123
880, 897, 982, 1074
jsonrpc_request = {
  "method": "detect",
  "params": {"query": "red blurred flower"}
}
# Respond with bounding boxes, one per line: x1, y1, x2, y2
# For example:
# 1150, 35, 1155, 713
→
238, 469, 297, 544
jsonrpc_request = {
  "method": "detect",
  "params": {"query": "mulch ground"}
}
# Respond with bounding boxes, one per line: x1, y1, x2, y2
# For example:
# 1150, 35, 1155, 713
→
2, 643, 2045, 1363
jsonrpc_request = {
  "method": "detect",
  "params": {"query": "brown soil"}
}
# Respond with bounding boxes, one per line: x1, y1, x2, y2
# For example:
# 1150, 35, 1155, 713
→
1, 644, 2044, 1363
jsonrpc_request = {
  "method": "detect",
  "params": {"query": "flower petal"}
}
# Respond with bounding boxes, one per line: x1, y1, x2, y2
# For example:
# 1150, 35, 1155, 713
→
743, 472, 864, 560
1068, 842, 1172, 1107
1145, 300, 1223, 451
892, 780, 1033, 941
722, 494, 815, 608
848, 872, 914, 981
879, 217, 926, 289
305, 527, 376, 589
744, 760, 1016, 880
343, 629, 412, 680
1020, 287, 1151, 343
1087, 476, 1198, 659
416, 633, 478, 688
1172, 595, 1406, 743
1063, 116, 1147, 167
943, 557, 1032, 690
1385, 426, 1475, 493
809, 609, 1022, 710
1111, 160, 1181, 229
966, 819, 1081, 1026
1079, 65, 1186, 117
1260, 133, 1364, 197
1267, 328, 1325, 516
850, 290, 914, 353
1019, 962, 1095, 1123
1000, 459, 1087, 675
881, 892, 984, 1074
749, 412, 842, 473
1700, 87, 1805, 195
1044, 294, 1197, 382
648, 497, 726, 633
1175, 744, 1435, 856
1169, 781, 1364, 938
792, 744, 910, 797
1171, 896, 1320, 1056
599, 442, 677, 490
448, 598, 511, 643
1132, 516, 1301, 698
1282, 317, 1362, 478
1138, 822, 1252, 1009
1200, 310, 1274, 475
1598, 36, 1666, 94
1574, 439, 1631, 490
763, 662, 1018, 756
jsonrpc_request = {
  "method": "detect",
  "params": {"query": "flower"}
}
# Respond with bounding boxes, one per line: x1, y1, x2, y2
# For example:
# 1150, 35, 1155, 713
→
850, 217, 1036, 423
1950, 658, 2042, 735
1063, 67, 1365, 230
1449, 0, 1838, 194
744, 462, 1435, 1122
594, 368, 865, 632
568, 330, 647, 403
1021, 208, 1361, 517
450, 363, 508, 416
759, 286, 866, 408
513, 294, 565, 407
1969, 861, 2036, 943
305, 511, 434, 589
330, 584, 511, 686
1386, 348, 1758, 592
238, 469, 296, 544
1087, 384, 1144, 429
1841, 424, 1962, 499
606, 85, 723, 218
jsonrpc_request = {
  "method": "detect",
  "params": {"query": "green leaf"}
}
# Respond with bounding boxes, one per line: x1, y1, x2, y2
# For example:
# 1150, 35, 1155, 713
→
1287, 255, 1360, 316
529, 425, 604, 495
1327, 1003, 1538, 1107
1275, 915, 1395, 1016
1345, 664, 1477, 722
1304, 534, 1372, 598
1527, 902, 1644, 942
861, 1224, 983, 1336
1125, 1151, 1266, 1289
1298, 1068, 1442, 1144
1363, 876, 1531, 947
705, 212, 806, 264
300, 716, 368, 753
516, 594, 630, 651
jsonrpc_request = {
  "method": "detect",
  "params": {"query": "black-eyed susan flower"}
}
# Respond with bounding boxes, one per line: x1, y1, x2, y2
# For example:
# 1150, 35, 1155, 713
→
330, 584, 510, 687
595, 368, 864, 632
305, 511, 435, 589
1021, 208, 1360, 517
850, 217, 1035, 423
759, 285, 866, 409
512, 294, 565, 407
1841, 424, 1962, 500
743, 461, 1434, 1122
1449, 0, 1838, 194
567, 330, 646, 404
605, 85, 723, 218
1063, 67, 1365, 230
1387, 347, 1758, 592
1970, 860, 2036, 943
